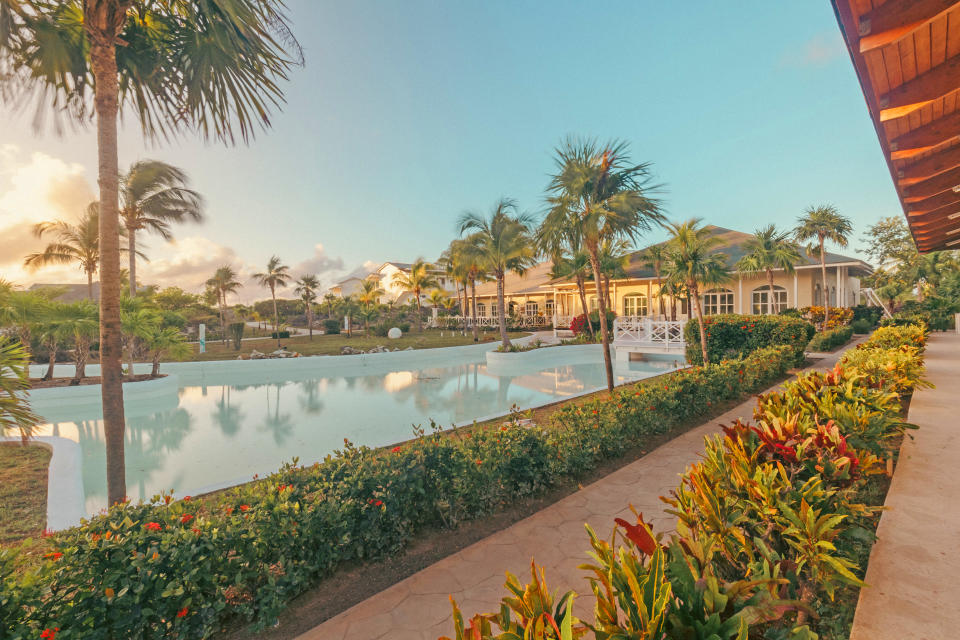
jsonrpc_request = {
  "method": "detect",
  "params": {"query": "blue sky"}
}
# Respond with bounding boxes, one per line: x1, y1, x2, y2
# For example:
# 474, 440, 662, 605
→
0, 1, 898, 298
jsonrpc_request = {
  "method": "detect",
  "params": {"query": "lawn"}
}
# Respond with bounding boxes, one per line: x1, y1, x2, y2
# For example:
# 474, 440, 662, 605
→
182, 329, 529, 361
0, 443, 50, 549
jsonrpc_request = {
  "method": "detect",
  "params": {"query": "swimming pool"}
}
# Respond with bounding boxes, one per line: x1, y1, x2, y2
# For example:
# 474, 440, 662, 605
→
26, 343, 682, 524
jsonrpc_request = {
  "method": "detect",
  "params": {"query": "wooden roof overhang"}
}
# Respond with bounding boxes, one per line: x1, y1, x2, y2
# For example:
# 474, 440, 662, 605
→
832, 0, 960, 252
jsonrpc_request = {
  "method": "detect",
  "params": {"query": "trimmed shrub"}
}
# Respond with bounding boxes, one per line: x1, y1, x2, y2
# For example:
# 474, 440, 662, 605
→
851, 304, 883, 326
800, 305, 854, 330
321, 319, 340, 335
269, 331, 291, 339
851, 318, 873, 334
228, 322, 245, 349
5, 347, 796, 637
684, 314, 814, 366
807, 325, 854, 352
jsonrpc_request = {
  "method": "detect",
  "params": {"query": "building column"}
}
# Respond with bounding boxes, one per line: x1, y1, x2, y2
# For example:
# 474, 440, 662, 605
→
737, 275, 743, 314
646, 280, 652, 317
793, 272, 799, 309
836, 266, 842, 308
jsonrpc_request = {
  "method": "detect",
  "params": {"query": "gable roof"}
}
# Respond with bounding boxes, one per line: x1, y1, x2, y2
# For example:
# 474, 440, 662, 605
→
472, 261, 555, 297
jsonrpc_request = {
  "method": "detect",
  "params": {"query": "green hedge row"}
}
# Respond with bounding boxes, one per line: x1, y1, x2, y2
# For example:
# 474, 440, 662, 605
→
684, 313, 815, 366
3, 346, 797, 639
807, 325, 854, 352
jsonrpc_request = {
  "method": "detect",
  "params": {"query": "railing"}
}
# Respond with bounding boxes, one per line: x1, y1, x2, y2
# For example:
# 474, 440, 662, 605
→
428, 315, 552, 329
613, 317, 686, 347
860, 288, 893, 319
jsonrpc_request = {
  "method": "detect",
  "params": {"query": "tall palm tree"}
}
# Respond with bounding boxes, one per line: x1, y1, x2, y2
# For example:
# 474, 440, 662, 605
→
426, 289, 450, 309
120, 302, 161, 376
543, 137, 664, 391
294, 274, 320, 339
794, 205, 853, 325
120, 160, 204, 296
357, 278, 385, 309
538, 223, 594, 333
663, 219, 730, 366
641, 243, 669, 318
0, 1, 301, 506
447, 237, 488, 341
24, 203, 103, 299
205, 265, 242, 342
390, 258, 439, 332
735, 225, 801, 315
254, 256, 291, 347
548, 251, 593, 332
598, 239, 630, 312
459, 198, 536, 349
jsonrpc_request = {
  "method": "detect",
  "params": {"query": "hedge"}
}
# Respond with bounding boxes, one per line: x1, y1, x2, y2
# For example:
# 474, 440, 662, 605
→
807, 325, 854, 352
3, 346, 797, 638
684, 313, 814, 366
441, 323, 928, 640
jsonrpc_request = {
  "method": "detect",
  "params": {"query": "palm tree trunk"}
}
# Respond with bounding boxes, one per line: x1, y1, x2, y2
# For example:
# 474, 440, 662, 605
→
43, 339, 56, 381
656, 272, 664, 318
219, 291, 226, 344
575, 275, 592, 336
308, 305, 313, 340
691, 282, 710, 366
152, 353, 161, 377
470, 277, 479, 343
819, 235, 829, 326
87, 270, 95, 301
90, 33, 128, 506
496, 273, 510, 349
767, 269, 776, 315
588, 251, 614, 392
271, 286, 280, 347
128, 228, 137, 297
73, 340, 87, 384
415, 288, 422, 332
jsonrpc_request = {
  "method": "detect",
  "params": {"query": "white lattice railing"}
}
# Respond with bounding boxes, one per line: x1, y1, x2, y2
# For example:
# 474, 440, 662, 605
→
429, 315, 552, 329
613, 317, 686, 346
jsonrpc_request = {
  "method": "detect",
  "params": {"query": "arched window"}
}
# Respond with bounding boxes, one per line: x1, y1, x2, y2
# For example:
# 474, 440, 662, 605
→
525, 301, 539, 316
622, 294, 648, 317
814, 283, 822, 306
508, 301, 517, 316
702, 288, 734, 315
752, 285, 787, 315
476, 302, 486, 317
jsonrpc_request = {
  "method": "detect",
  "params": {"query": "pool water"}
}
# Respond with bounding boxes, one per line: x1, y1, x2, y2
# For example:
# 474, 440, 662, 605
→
29, 345, 681, 518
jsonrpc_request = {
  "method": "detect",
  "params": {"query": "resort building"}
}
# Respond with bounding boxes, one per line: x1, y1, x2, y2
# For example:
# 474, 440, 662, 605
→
330, 261, 457, 305
471, 226, 872, 327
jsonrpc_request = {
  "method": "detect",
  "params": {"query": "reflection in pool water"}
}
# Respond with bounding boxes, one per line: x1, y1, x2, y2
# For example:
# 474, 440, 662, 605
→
31, 348, 680, 518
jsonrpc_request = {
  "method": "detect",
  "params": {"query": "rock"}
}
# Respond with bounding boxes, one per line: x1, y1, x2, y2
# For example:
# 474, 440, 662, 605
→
387, 327, 402, 339
404, 346, 414, 351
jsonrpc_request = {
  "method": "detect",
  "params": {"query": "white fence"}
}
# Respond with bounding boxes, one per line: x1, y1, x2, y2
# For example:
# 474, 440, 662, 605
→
613, 317, 686, 347
428, 315, 552, 329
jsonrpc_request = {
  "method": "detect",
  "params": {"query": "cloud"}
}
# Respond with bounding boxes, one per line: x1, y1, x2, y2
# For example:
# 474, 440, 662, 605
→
138, 236, 257, 299
780, 32, 844, 68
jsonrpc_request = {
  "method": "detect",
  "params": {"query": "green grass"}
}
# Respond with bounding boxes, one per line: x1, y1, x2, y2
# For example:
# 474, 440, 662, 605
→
183, 329, 529, 361
0, 443, 50, 548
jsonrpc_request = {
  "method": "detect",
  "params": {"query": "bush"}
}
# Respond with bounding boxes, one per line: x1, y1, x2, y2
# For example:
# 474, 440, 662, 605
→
807, 325, 854, 352
684, 314, 814, 366
369, 323, 389, 338
397, 322, 411, 333
851, 304, 883, 326
569, 310, 617, 338
800, 305, 854, 330
851, 318, 872, 334
228, 322, 245, 349
5, 347, 797, 637
269, 331, 291, 339
321, 319, 340, 335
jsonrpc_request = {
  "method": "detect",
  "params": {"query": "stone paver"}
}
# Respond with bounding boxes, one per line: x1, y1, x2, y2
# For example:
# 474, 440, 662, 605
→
297, 343, 863, 640
850, 332, 960, 640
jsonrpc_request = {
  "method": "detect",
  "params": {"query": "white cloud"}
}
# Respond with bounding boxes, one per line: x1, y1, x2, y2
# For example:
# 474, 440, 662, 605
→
780, 32, 844, 68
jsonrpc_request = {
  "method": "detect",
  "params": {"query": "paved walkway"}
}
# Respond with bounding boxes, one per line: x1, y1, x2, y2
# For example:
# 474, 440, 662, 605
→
850, 332, 960, 640
297, 343, 863, 640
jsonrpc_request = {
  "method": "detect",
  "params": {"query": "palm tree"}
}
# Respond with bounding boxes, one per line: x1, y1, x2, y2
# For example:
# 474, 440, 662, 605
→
543, 138, 665, 391
57, 301, 99, 384
357, 279, 385, 308
0, 338, 40, 444
598, 239, 630, 312
459, 199, 536, 349
205, 266, 242, 342
794, 205, 853, 325
426, 289, 450, 310
120, 160, 204, 296
254, 256, 291, 347
120, 303, 161, 377
144, 327, 191, 377
641, 243, 669, 318
390, 259, 439, 332
294, 274, 321, 339
0, 0, 301, 505
446, 236, 488, 342
24, 203, 103, 299
735, 225, 801, 315
663, 219, 730, 366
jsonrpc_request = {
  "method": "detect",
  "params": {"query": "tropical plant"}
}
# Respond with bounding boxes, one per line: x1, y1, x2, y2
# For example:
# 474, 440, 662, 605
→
205, 265, 242, 342
58, 301, 99, 383
543, 137, 664, 391
640, 243, 669, 318
120, 160, 204, 296
663, 219, 730, 366
294, 274, 321, 339
143, 326, 191, 377
540, 225, 593, 336
794, 205, 853, 326
447, 237, 488, 342
459, 199, 536, 349
390, 259, 439, 332
23, 203, 105, 299
120, 302, 161, 376
254, 256, 291, 347
357, 279, 385, 310
0, 0, 302, 506
426, 289, 450, 310
735, 224, 801, 315
0, 338, 40, 443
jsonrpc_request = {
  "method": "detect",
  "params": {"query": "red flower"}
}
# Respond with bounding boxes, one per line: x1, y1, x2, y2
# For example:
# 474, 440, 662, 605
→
191, 528, 201, 535
145, 522, 161, 532
225, 507, 233, 515
176, 607, 189, 618
374, 500, 383, 507
239, 505, 250, 512
180, 514, 194, 524
41, 529, 54, 538
40, 628, 59, 639
182, 496, 191, 502
475, 459, 483, 465
391, 446, 402, 453
164, 495, 172, 505
44, 552, 63, 561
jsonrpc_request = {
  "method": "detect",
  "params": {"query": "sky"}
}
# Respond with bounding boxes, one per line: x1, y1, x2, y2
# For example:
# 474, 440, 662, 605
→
0, 1, 900, 302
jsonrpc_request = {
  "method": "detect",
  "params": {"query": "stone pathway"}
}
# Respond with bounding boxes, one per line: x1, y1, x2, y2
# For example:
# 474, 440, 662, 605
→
850, 332, 960, 640
297, 342, 864, 640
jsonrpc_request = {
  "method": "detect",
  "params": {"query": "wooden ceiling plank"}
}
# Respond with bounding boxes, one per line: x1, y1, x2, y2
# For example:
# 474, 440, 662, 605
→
906, 189, 960, 212
890, 108, 960, 151
902, 164, 960, 199
857, 0, 957, 52
931, 14, 948, 65
898, 143, 960, 179
878, 51, 960, 118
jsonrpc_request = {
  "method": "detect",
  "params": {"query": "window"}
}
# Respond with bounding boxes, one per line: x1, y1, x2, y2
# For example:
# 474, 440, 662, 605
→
752, 285, 787, 315
588, 296, 598, 312
702, 289, 734, 315
491, 304, 498, 318
525, 302, 539, 316
477, 303, 486, 317
508, 301, 517, 316
545, 299, 554, 316
830, 286, 837, 307
814, 283, 822, 306
622, 294, 648, 317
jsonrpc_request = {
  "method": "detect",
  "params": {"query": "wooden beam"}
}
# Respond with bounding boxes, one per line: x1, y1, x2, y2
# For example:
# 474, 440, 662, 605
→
908, 200, 960, 220
911, 210, 960, 230
857, 0, 957, 52
890, 110, 960, 154
906, 189, 960, 213
902, 164, 960, 200
898, 144, 960, 181
879, 52, 960, 121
